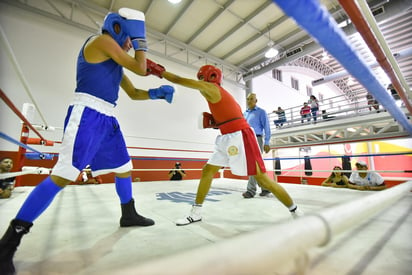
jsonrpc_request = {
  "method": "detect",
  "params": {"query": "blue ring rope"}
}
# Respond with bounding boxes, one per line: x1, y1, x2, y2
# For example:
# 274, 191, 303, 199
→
272, 0, 412, 135
0, 131, 53, 159
0, 131, 43, 154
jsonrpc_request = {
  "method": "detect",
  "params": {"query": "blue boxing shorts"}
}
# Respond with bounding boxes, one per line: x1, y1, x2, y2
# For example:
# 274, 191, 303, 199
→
52, 93, 132, 181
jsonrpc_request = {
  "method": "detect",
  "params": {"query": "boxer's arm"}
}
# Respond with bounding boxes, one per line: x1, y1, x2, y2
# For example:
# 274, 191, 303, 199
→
91, 35, 147, 76
162, 71, 221, 103
120, 74, 150, 100
121, 74, 174, 103
369, 183, 386, 191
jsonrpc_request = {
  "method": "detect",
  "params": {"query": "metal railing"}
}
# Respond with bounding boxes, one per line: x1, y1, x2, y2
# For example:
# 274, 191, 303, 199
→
267, 90, 405, 132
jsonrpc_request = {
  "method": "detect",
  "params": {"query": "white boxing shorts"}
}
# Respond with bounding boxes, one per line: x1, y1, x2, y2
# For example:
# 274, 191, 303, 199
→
52, 93, 132, 181
207, 127, 266, 176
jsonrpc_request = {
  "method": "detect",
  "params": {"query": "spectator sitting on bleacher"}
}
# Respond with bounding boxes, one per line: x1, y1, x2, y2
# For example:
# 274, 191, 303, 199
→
321, 166, 348, 188
273, 106, 286, 128
348, 161, 386, 191
387, 83, 403, 108
387, 83, 400, 100
322, 110, 335, 120
0, 157, 15, 199
300, 102, 311, 123
366, 93, 379, 112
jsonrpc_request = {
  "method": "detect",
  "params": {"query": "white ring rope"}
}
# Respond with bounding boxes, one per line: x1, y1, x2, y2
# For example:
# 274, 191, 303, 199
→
32, 124, 63, 131
130, 168, 411, 174
113, 181, 412, 275
269, 169, 412, 174
0, 166, 50, 180
3, 167, 405, 181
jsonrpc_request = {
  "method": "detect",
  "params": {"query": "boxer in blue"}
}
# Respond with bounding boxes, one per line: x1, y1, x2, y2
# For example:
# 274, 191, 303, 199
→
0, 8, 174, 274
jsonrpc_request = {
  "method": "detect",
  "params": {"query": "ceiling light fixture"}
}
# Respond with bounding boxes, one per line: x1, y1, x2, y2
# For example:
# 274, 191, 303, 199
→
265, 41, 279, 58
321, 50, 330, 61
265, 26, 278, 59
168, 0, 182, 4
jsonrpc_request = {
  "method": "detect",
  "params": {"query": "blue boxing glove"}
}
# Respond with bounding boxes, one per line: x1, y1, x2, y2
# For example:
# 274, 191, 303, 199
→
119, 8, 147, 51
148, 85, 175, 104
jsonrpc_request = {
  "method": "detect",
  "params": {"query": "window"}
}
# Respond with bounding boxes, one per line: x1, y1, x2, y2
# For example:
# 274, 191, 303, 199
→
306, 85, 312, 96
272, 69, 282, 82
291, 77, 299, 90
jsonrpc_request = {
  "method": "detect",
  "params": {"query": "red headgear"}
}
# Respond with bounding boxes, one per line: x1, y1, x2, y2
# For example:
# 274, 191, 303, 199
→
197, 65, 222, 85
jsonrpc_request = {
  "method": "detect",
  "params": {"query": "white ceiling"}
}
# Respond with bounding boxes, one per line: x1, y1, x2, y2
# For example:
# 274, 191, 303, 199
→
3, 0, 412, 95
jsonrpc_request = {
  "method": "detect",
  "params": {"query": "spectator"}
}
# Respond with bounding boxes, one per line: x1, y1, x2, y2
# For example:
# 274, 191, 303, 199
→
366, 93, 379, 112
321, 110, 335, 120
321, 166, 349, 188
387, 83, 403, 108
169, 162, 186, 181
348, 161, 386, 191
242, 93, 271, 198
387, 83, 400, 100
308, 95, 319, 123
300, 102, 311, 123
273, 106, 286, 128
0, 157, 15, 199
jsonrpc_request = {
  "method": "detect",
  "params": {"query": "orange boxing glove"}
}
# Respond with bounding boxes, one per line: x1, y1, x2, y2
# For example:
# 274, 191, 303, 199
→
203, 112, 217, 129
146, 58, 165, 78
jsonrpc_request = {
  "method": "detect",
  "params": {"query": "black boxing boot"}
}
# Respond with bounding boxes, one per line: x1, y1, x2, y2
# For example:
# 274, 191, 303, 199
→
0, 219, 33, 275
120, 199, 155, 227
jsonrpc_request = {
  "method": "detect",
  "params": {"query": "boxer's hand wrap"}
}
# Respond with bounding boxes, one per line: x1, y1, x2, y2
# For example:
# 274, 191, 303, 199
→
131, 39, 147, 51
146, 59, 166, 78
202, 112, 217, 129
148, 85, 175, 103
119, 8, 147, 51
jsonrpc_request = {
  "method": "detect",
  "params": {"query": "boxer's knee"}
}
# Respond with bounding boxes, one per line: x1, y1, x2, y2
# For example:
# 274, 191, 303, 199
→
1, 189, 12, 198
201, 164, 220, 178
50, 175, 71, 188
115, 171, 131, 178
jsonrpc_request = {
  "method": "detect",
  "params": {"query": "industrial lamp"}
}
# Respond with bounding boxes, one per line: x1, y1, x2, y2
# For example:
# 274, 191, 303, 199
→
265, 41, 279, 58
265, 26, 278, 58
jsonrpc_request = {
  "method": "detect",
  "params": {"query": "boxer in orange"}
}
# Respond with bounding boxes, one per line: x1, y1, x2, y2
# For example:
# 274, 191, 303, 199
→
146, 63, 303, 225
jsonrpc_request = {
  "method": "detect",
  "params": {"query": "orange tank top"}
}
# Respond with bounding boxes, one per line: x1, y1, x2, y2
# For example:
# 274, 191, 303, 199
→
207, 85, 250, 134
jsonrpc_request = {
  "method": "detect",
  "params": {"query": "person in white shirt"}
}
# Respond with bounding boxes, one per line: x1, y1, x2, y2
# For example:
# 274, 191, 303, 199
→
348, 161, 386, 191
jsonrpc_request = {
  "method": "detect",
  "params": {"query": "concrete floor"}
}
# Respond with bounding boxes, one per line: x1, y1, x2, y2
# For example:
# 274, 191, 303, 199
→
0, 179, 411, 275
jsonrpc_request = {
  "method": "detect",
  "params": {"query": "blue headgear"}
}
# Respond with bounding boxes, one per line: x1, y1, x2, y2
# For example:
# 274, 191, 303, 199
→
102, 13, 129, 46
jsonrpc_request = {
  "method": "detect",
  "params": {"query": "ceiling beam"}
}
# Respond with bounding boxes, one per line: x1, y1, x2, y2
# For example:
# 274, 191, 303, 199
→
185, 0, 236, 44
205, 1, 273, 53
164, 0, 195, 35
243, 0, 410, 80
1, 0, 246, 86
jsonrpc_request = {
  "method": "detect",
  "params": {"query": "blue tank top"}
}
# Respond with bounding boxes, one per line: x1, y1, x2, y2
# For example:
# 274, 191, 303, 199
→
75, 37, 123, 105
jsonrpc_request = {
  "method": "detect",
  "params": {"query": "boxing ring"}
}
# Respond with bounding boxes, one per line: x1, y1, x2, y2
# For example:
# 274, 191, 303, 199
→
112, 0, 412, 273
113, 180, 412, 275
0, 0, 411, 274
0, 89, 55, 184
